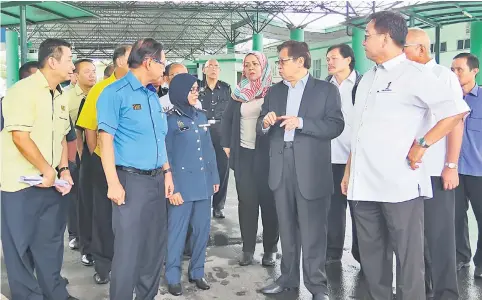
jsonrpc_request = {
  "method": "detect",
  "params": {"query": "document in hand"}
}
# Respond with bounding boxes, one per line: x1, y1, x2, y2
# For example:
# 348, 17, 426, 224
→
19, 175, 70, 187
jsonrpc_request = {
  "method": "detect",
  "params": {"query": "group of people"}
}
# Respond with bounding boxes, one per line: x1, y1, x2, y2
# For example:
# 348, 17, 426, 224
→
1, 9, 481, 300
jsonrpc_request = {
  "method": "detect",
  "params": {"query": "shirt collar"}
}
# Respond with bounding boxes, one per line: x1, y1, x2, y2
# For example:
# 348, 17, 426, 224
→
108, 72, 117, 81
125, 71, 143, 90
376, 53, 406, 71
74, 84, 85, 96
283, 72, 310, 88
330, 70, 356, 86
425, 58, 437, 69
468, 84, 480, 97
33, 70, 62, 95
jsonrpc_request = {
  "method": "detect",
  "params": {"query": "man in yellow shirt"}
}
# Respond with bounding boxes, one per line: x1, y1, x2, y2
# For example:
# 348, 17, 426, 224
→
59, 58, 97, 251
1, 38, 78, 300
76, 44, 131, 284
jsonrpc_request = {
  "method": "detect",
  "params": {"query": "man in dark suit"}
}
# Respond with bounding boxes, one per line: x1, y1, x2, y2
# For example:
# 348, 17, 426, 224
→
256, 40, 344, 300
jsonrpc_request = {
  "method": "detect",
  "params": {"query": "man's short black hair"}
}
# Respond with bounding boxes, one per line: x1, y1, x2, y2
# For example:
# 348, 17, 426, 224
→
113, 44, 131, 66
38, 38, 71, 68
327, 44, 356, 71
74, 58, 94, 73
104, 64, 115, 77
368, 11, 407, 48
127, 38, 164, 69
19, 61, 39, 79
277, 40, 311, 69
453, 52, 480, 70
163, 63, 184, 77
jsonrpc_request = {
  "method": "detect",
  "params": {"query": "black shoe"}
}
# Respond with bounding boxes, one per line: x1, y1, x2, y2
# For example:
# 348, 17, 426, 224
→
67, 296, 79, 300
94, 273, 109, 284
238, 252, 253, 266
189, 277, 210, 290
168, 283, 183, 296
213, 209, 225, 219
313, 292, 330, 300
260, 282, 297, 294
81, 254, 94, 266
68, 238, 79, 250
262, 252, 276, 267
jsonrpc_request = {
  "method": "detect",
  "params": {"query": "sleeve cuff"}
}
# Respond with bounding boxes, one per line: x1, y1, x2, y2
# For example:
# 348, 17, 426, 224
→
262, 126, 270, 134
98, 122, 117, 136
298, 117, 303, 129
5, 124, 33, 132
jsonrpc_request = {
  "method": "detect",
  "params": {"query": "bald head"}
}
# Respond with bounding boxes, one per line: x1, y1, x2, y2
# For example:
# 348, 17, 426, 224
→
165, 63, 188, 85
404, 28, 432, 64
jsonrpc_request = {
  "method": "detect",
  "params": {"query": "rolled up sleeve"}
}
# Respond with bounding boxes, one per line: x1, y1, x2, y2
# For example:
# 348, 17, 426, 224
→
3, 89, 35, 132
97, 88, 120, 136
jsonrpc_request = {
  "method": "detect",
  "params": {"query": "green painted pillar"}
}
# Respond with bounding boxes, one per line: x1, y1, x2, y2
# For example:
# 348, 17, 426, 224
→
352, 27, 374, 74
471, 21, 482, 84
6, 30, 19, 88
252, 33, 263, 52
226, 41, 235, 54
290, 28, 304, 42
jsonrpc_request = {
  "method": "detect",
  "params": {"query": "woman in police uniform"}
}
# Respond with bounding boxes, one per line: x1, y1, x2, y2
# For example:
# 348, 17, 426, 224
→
165, 73, 220, 296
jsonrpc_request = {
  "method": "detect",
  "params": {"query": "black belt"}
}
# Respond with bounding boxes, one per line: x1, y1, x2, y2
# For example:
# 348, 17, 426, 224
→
116, 166, 163, 177
284, 141, 294, 148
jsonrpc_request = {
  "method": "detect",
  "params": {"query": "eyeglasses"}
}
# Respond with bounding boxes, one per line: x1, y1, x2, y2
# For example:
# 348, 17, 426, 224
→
403, 43, 422, 48
190, 87, 199, 94
146, 57, 166, 67
364, 33, 384, 41
205, 65, 220, 70
275, 57, 294, 66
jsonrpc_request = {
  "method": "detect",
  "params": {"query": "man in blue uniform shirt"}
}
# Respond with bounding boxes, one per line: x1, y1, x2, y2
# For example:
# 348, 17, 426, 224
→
96, 38, 174, 300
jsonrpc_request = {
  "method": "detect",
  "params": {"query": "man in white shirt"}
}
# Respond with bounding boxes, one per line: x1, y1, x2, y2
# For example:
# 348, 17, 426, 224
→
404, 28, 469, 300
341, 11, 468, 300
325, 43, 361, 266
159, 63, 202, 111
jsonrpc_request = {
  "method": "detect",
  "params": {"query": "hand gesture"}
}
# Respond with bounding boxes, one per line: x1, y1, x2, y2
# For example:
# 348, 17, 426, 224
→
263, 112, 277, 129
279, 116, 300, 131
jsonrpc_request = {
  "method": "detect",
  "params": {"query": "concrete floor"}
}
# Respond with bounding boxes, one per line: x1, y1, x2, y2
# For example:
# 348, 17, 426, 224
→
2, 172, 482, 299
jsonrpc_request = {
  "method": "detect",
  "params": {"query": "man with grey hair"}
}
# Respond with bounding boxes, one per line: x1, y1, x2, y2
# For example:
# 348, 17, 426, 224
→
159, 63, 201, 111
199, 59, 231, 218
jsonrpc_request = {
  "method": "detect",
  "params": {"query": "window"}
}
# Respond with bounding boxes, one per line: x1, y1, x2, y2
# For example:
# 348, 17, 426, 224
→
312, 59, 322, 79
440, 42, 447, 52
430, 43, 434, 53
457, 40, 464, 50
457, 39, 471, 50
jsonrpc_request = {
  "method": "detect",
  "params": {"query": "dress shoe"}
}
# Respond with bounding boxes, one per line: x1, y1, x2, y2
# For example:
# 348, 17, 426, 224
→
475, 266, 482, 278
260, 282, 297, 294
457, 261, 470, 271
213, 209, 225, 219
189, 277, 210, 290
94, 273, 109, 284
238, 252, 253, 266
168, 283, 183, 296
262, 252, 276, 267
313, 292, 330, 300
68, 238, 79, 250
81, 254, 94, 266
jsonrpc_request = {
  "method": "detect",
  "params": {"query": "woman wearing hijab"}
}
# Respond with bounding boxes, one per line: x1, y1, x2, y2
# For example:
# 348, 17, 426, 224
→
221, 51, 279, 267
165, 73, 220, 296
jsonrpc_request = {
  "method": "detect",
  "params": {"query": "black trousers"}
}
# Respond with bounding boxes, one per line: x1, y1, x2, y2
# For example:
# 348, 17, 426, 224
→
455, 174, 482, 267
327, 163, 360, 263
234, 146, 279, 253
110, 169, 168, 300
1, 187, 69, 300
67, 159, 79, 241
210, 127, 229, 211
90, 154, 114, 278
424, 176, 458, 300
78, 148, 94, 255
273, 147, 330, 295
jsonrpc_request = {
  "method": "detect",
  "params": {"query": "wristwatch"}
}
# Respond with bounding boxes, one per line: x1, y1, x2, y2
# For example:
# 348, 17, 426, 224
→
444, 162, 458, 169
416, 137, 430, 148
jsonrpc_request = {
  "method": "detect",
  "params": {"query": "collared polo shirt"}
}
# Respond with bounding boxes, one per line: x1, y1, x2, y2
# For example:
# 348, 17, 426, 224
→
459, 84, 482, 176
63, 84, 87, 125
76, 73, 116, 156
418, 59, 470, 177
1, 70, 70, 192
330, 70, 357, 164
97, 71, 168, 170
348, 54, 465, 203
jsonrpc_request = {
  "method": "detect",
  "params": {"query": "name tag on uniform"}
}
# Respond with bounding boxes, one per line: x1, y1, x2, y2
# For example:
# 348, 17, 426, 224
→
132, 104, 142, 110
207, 120, 216, 125
199, 124, 210, 131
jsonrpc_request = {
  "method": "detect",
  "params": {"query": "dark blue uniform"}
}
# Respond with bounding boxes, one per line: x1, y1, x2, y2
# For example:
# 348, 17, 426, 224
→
165, 106, 219, 284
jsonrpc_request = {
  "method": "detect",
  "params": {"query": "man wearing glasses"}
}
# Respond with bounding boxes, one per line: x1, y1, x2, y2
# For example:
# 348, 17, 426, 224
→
198, 59, 232, 218
96, 38, 174, 300
160, 63, 202, 112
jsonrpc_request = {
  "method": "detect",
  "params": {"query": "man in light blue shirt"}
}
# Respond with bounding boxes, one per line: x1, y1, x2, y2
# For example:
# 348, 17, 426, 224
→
97, 38, 174, 300
452, 52, 482, 278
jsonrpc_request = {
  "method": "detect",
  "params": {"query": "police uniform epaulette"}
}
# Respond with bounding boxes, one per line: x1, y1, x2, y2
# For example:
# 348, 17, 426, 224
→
218, 80, 230, 87
166, 107, 182, 116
